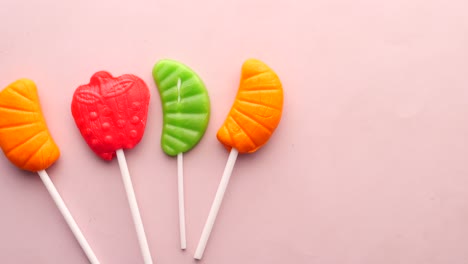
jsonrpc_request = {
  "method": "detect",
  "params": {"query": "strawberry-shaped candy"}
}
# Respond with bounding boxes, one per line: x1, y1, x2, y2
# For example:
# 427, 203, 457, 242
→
71, 71, 150, 160
71, 71, 154, 263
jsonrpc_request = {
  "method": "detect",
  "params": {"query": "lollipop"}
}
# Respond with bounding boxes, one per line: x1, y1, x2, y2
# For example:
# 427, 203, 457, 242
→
0, 79, 100, 263
194, 59, 283, 259
152, 59, 210, 249
71, 72, 153, 263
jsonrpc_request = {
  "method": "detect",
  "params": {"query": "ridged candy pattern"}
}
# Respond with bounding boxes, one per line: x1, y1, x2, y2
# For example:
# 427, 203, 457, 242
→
153, 60, 210, 156
0, 79, 60, 172
216, 59, 283, 153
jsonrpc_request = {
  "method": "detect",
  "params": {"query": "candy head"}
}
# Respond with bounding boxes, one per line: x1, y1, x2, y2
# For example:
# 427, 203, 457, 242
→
153, 60, 210, 156
71, 71, 150, 160
0, 79, 60, 172
216, 59, 283, 153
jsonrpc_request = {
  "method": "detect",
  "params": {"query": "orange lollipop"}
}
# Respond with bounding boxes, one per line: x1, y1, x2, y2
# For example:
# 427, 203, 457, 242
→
0, 79, 100, 263
195, 59, 283, 259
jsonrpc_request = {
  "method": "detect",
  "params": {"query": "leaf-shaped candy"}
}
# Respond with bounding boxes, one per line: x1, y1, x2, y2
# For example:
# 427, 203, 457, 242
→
153, 60, 210, 156
153, 60, 211, 249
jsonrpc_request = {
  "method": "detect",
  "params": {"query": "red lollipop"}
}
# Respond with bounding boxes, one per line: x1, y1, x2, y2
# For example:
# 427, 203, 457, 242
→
72, 71, 149, 160
71, 71, 154, 264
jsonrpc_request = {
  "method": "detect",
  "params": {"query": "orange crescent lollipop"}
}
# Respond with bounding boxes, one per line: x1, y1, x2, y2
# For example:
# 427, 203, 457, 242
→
195, 59, 283, 259
0, 79, 100, 263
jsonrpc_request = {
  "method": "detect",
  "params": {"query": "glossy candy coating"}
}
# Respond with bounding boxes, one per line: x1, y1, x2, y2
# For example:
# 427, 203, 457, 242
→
153, 60, 210, 156
71, 71, 150, 160
0, 79, 60, 172
217, 59, 283, 153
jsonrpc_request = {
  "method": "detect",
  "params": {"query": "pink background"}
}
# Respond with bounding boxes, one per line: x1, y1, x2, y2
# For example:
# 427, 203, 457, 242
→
1, 0, 468, 263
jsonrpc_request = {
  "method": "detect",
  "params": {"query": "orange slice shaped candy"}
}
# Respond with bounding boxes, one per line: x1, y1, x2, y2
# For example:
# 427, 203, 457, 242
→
217, 59, 283, 153
0, 79, 60, 171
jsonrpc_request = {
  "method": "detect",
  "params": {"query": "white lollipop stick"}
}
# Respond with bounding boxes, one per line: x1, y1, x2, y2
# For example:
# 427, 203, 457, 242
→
37, 170, 100, 264
116, 149, 153, 264
177, 153, 187, 249
194, 148, 239, 260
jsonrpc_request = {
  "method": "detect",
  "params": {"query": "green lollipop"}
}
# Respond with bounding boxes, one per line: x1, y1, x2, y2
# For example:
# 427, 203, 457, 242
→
152, 59, 210, 249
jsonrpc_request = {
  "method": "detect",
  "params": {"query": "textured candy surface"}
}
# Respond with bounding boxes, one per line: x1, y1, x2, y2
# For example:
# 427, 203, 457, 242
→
153, 60, 210, 156
0, 79, 60, 172
217, 59, 283, 153
71, 71, 150, 160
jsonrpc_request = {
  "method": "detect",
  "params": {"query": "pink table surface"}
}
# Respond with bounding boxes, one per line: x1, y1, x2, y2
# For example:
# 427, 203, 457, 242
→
1, 0, 468, 263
